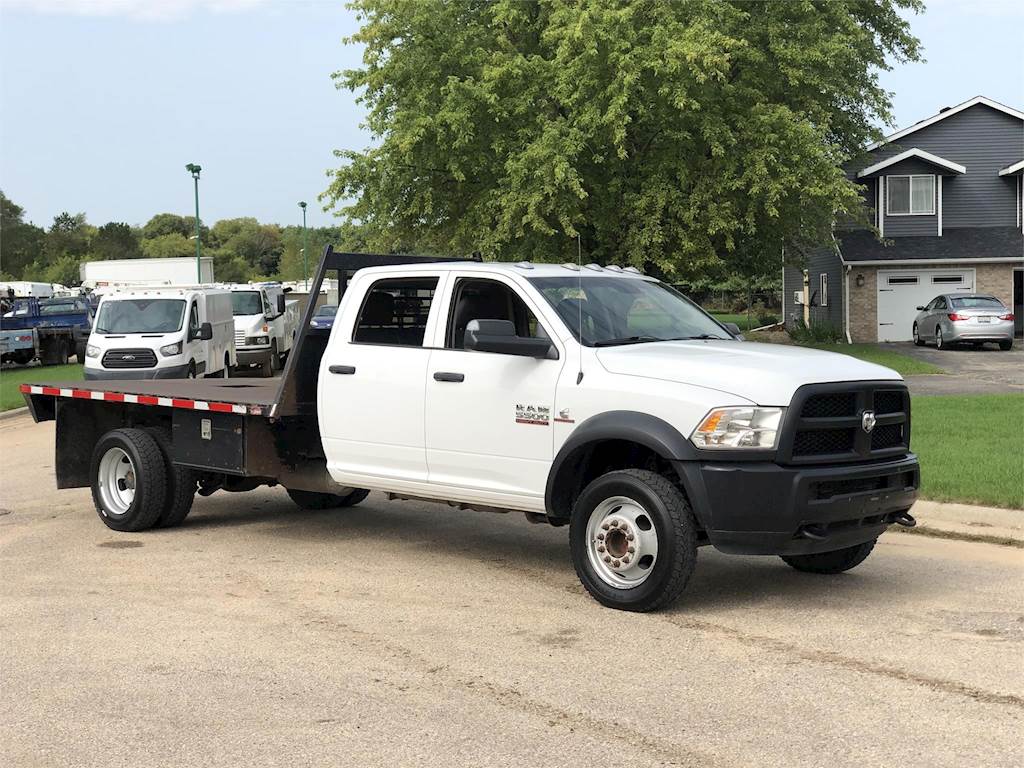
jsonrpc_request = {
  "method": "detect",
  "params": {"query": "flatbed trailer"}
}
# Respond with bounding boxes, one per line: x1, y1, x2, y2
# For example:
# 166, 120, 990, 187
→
21, 248, 475, 497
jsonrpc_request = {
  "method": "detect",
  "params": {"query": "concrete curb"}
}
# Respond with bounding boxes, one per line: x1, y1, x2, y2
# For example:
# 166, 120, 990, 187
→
904, 499, 1024, 548
0, 406, 29, 421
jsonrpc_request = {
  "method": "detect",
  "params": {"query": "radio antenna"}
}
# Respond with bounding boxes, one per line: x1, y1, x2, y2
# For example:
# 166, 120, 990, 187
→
576, 233, 584, 385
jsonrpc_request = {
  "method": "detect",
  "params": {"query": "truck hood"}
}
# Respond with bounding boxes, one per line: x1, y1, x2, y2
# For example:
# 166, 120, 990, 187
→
233, 314, 264, 332
595, 340, 902, 405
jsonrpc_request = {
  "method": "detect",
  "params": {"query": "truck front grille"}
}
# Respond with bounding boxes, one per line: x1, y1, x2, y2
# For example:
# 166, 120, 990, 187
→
102, 348, 157, 369
235, 330, 246, 347
779, 382, 910, 465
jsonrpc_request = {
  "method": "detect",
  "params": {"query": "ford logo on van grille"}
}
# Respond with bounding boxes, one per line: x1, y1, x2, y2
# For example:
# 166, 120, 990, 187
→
102, 348, 157, 368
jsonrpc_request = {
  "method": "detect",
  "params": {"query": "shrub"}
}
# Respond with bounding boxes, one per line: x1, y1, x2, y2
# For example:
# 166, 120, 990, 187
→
790, 321, 844, 344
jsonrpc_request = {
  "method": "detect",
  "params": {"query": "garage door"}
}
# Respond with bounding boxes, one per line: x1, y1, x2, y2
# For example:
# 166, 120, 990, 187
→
876, 269, 974, 342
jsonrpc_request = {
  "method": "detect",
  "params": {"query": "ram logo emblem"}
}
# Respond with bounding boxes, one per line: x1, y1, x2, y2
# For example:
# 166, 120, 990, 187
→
861, 410, 876, 434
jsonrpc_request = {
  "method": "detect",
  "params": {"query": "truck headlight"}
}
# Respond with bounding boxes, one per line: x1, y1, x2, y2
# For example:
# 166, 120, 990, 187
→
86, 344, 101, 358
159, 342, 182, 357
246, 335, 270, 346
691, 407, 784, 450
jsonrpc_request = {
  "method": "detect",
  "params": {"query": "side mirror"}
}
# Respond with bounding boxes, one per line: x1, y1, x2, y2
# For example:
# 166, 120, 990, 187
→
277, 294, 286, 314
723, 322, 742, 336
198, 322, 213, 341
916, 306, 926, 311
464, 319, 553, 358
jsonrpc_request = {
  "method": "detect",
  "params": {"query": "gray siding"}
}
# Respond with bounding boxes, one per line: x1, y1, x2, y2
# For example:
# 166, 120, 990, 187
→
862, 103, 1022, 229
878, 157, 939, 237
783, 246, 844, 329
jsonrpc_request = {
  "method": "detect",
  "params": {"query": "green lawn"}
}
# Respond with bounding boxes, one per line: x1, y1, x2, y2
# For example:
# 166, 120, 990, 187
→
0, 363, 83, 411
912, 394, 1024, 509
710, 312, 779, 332
801, 343, 945, 376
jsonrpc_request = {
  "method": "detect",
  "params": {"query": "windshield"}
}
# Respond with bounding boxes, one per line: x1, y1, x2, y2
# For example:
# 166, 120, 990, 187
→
950, 296, 1004, 309
231, 291, 263, 316
38, 300, 84, 316
315, 304, 338, 317
95, 299, 185, 334
528, 277, 729, 346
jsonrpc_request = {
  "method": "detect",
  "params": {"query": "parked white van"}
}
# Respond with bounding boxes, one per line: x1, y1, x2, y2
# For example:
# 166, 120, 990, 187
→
84, 287, 236, 380
226, 282, 299, 376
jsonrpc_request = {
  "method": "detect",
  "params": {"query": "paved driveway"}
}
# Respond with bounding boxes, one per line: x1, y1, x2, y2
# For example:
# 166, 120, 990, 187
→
892, 342, 1024, 395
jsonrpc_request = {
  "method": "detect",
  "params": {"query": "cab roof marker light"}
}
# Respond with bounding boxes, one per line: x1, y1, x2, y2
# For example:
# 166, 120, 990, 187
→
514, 261, 534, 270
623, 266, 642, 274
584, 263, 604, 271
605, 265, 623, 272
561, 263, 581, 271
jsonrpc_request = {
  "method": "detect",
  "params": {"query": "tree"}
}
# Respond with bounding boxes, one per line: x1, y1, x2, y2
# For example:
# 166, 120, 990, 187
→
46, 212, 92, 261
142, 213, 192, 240
0, 190, 46, 279
92, 222, 141, 261
325, 0, 921, 276
140, 233, 194, 259
209, 218, 283, 275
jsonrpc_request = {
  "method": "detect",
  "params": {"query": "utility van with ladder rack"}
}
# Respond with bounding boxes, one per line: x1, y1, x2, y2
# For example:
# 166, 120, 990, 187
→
21, 248, 919, 611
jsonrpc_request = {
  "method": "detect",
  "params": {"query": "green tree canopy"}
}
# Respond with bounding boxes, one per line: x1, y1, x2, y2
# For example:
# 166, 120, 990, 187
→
325, 0, 921, 276
209, 218, 283, 275
140, 233, 194, 260
0, 190, 46, 279
92, 222, 142, 261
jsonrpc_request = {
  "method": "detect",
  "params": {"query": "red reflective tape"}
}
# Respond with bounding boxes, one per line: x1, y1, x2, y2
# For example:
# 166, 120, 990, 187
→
137, 395, 159, 406
208, 402, 235, 413
171, 398, 196, 409
72, 389, 93, 399
105, 392, 125, 403
19, 384, 31, 394
42, 387, 61, 396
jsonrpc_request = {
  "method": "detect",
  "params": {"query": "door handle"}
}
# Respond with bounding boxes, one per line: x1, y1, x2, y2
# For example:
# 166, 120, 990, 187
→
433, 371, 465, 383
329, 365, 356, 375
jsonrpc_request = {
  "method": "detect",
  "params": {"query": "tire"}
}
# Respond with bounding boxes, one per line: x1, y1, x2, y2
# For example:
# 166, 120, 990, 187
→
90, 428, 167, 532
260, 354, 274, 378
780, 539, 877, 575
569, 469, 697, 612
142, 427, 197, 527
76, 342, 87, 362
187, 361, 197, 379
934, 326, 945, 350
270, 340, 280, 373
286, 487, 370, 510
912, 324, 924, 346
999, 340, 1013, 351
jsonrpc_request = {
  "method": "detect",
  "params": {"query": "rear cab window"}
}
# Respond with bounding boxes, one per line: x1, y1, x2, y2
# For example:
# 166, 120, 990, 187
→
352, 276, 439, 347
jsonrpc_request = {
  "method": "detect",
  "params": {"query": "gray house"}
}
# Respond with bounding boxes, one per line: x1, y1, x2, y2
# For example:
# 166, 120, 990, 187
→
783, 96, 1024, 342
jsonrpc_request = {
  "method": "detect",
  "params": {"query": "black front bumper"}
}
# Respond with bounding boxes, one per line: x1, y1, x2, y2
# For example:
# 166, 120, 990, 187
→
676, 453, 920, 556
84, 363, 192, 380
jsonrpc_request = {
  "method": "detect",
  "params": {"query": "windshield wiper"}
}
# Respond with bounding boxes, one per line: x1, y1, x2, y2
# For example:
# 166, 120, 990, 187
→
665, 334, 728, 341
593, 335, 664, 347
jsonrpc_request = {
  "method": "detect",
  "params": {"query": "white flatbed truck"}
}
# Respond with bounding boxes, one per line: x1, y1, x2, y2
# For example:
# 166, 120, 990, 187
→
21, 248, 919, 611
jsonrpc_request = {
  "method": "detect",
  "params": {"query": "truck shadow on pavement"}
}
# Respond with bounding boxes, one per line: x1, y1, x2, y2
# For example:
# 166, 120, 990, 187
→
174, 490, 923, 611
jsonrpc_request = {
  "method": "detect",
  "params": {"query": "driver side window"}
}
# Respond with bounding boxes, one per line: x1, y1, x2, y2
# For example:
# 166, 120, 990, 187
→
446, 278, 548, 350
188, 302, 199, 336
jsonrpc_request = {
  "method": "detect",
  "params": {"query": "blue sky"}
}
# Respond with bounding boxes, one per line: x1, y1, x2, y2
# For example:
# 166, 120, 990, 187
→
1, 0, 1021, 230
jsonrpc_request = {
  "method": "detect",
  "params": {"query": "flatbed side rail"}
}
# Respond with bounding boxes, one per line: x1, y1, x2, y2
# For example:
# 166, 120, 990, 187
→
20, 383, 269, 416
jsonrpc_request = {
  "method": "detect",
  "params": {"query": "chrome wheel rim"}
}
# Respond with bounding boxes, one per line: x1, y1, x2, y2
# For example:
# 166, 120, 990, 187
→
912, 325, 918, 343
97, 447, 136, 515
585, 495, 659, 589
936, 328, 943, 348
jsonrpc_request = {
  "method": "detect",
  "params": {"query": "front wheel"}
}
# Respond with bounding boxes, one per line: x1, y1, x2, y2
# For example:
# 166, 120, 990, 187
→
570, 469, 697, 612
912, 324, 924, 346
287, 487, 370, 510
90, 428, 167, 532
780, 539, 876, 574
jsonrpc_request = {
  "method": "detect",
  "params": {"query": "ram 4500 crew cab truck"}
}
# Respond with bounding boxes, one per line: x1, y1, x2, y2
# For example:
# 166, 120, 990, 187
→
21, 248, 919, 612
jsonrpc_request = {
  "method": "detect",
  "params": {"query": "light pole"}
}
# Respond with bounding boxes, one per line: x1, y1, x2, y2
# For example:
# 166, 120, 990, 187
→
298, 201, 308, 290
185, 163, 202, 282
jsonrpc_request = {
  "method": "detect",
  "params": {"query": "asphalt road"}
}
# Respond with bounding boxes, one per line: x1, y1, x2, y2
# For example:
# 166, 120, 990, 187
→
1, 413, 1021, 767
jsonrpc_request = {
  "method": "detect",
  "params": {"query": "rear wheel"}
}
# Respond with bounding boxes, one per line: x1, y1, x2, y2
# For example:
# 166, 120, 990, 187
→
912, 324, 924, 346
286, 487, 370, 510
780, 539, 876, 574
999, 339, 1013, 351
570, 469, 697, 612
90, 428, 167, 532
142, 427, 197, 527
935, 326, 946, 350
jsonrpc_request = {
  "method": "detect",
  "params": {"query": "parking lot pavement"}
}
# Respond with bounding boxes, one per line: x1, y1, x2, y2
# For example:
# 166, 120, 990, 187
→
2, 412, 1022, 768
894, 341, 1024, 395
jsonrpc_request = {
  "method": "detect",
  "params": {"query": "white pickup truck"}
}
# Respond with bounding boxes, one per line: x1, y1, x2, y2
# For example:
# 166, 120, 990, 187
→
21, 249, 919, 612
227, 282, 299, 376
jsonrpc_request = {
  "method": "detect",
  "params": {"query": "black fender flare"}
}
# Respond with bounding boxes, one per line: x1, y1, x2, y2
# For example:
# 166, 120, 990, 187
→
544, 410, 701, 519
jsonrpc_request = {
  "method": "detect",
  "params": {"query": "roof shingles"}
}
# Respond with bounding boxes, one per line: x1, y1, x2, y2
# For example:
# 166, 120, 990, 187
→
837, 227, 1024, 263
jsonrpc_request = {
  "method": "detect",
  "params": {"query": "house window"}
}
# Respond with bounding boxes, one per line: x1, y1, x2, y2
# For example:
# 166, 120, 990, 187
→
886, 175, 935, 215
819, 273, 828, 307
